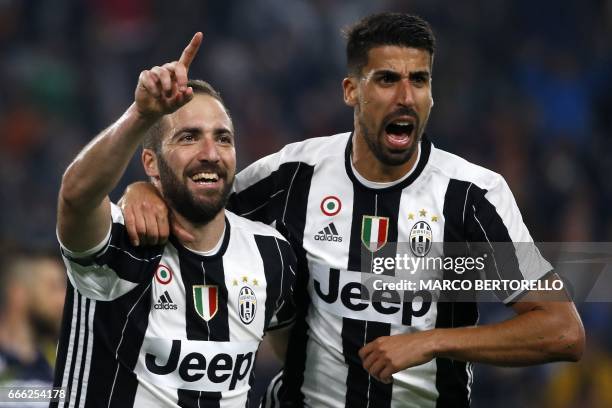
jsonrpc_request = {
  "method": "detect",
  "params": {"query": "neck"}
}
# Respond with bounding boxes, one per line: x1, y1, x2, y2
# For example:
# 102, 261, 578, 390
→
171, 209, 226, 252
352, 129, 419, 182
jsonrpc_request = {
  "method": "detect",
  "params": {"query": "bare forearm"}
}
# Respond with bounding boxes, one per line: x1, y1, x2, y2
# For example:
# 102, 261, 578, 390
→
265, 325, 292, 362
60, 104, 155, 211
433, 303, 584, 365
361, 282, 584, 382
58, 104, 156, 251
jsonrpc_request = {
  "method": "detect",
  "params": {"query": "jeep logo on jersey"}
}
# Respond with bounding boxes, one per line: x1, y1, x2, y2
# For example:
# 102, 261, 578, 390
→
361, 216, 389, 252
313, 268, 432, 326
145, 340, 254, 391
409, 221, 433, 257
321, 196, 341, 216
155, 264, 173, 285
193, 285, 218, 321
238, 286, 257, 324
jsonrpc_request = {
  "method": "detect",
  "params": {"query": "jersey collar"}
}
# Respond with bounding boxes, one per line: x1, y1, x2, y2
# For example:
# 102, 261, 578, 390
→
169, 215, 231, 260
344, 132, 431, 192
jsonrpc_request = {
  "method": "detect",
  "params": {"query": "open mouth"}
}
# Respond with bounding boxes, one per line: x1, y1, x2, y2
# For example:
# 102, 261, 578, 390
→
384, 119, 415, 149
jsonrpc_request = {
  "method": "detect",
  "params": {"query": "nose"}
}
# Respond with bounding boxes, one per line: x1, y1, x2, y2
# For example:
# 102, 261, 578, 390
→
396, 78, 415, 107
195, 136, 220, 162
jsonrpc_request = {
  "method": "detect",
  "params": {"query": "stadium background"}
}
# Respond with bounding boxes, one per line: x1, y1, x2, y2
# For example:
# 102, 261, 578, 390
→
0, 0, 611, 406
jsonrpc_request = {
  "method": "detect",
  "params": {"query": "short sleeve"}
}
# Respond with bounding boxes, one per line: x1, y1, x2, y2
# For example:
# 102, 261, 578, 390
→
58, 203, 164, 301
267, 238, 297, 330
465, 177, 553, 303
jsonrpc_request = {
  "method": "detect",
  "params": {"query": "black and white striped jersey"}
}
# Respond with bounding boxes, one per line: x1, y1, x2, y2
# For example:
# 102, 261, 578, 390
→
229, 132, 551, 408
52, 204, 296, 408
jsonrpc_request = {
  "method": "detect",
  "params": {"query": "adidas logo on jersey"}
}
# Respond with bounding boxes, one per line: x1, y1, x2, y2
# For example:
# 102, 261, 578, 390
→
314, 222, 342, 242
155, 291, 178, 310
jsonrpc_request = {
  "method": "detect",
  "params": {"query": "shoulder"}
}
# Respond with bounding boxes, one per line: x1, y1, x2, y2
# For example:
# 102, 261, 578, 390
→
225, 210, 288, 242
276, 132, 351, 165
427, 144, 506, 192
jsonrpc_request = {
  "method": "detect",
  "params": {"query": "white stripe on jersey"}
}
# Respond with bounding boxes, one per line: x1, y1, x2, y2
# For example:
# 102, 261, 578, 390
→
78, 299, 96, 408
68, 295, 87, 407
61, 287, 79, 395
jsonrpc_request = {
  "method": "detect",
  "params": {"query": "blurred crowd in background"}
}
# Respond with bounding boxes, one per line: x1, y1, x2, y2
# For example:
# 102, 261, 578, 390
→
0, 0, 611, 406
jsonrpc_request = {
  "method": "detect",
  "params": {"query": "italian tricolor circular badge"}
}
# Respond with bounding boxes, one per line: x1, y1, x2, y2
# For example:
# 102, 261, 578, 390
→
321, 196, 342, 216
155, 264, 173, 285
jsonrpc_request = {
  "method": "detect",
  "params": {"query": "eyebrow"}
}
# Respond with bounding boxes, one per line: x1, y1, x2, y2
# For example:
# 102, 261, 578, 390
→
214, 127, 234, 135
171, 126, 234, 140
170, 127, 200, 140
370, 69, 431, 79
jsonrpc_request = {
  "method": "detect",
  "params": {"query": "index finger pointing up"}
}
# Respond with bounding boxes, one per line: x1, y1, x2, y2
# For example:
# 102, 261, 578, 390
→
179, 32, 203, 70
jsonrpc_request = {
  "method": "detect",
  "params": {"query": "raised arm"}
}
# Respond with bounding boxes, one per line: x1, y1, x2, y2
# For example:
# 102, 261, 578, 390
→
58, 32, 202, 252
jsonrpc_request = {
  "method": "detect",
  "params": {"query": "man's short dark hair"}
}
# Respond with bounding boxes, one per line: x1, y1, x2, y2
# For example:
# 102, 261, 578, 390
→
344, 12, 436, 76
142, 79, 230, 154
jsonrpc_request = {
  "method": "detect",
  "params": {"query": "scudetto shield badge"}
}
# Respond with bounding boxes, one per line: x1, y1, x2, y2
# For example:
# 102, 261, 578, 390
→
238, 286, 257, 325
361, 216, 389, 252
409, 221, 433, 257
193, 285, 218, 321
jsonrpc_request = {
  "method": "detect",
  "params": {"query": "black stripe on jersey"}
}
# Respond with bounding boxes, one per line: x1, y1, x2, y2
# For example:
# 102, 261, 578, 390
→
255, 236, 294, 330
342, 319, 369, 408
437, 179, 479, 408
229, 162, 307, 227
344, 133, 432, 193
66, 223, 164, 283
262, 371, 282, 408
108, 366, 139, 408
51, 284, 75, 408
274, 164, 314, 406
171, 217, 231, 342
182, 254, 230, 341
177, 389, 221, 408
107, 282, 154, 407
343, 187, 403, 408
246, 348, 260, 408
465, 183, 524, 300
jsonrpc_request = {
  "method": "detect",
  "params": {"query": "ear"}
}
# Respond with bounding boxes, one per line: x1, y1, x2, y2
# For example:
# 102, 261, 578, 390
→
342, 77, 359, 107
142, 149, 160, 179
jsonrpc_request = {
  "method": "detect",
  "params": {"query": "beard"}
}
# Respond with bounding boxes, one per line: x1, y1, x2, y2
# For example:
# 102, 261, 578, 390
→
157, 155, 234, 226
358, 106, 426, 166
